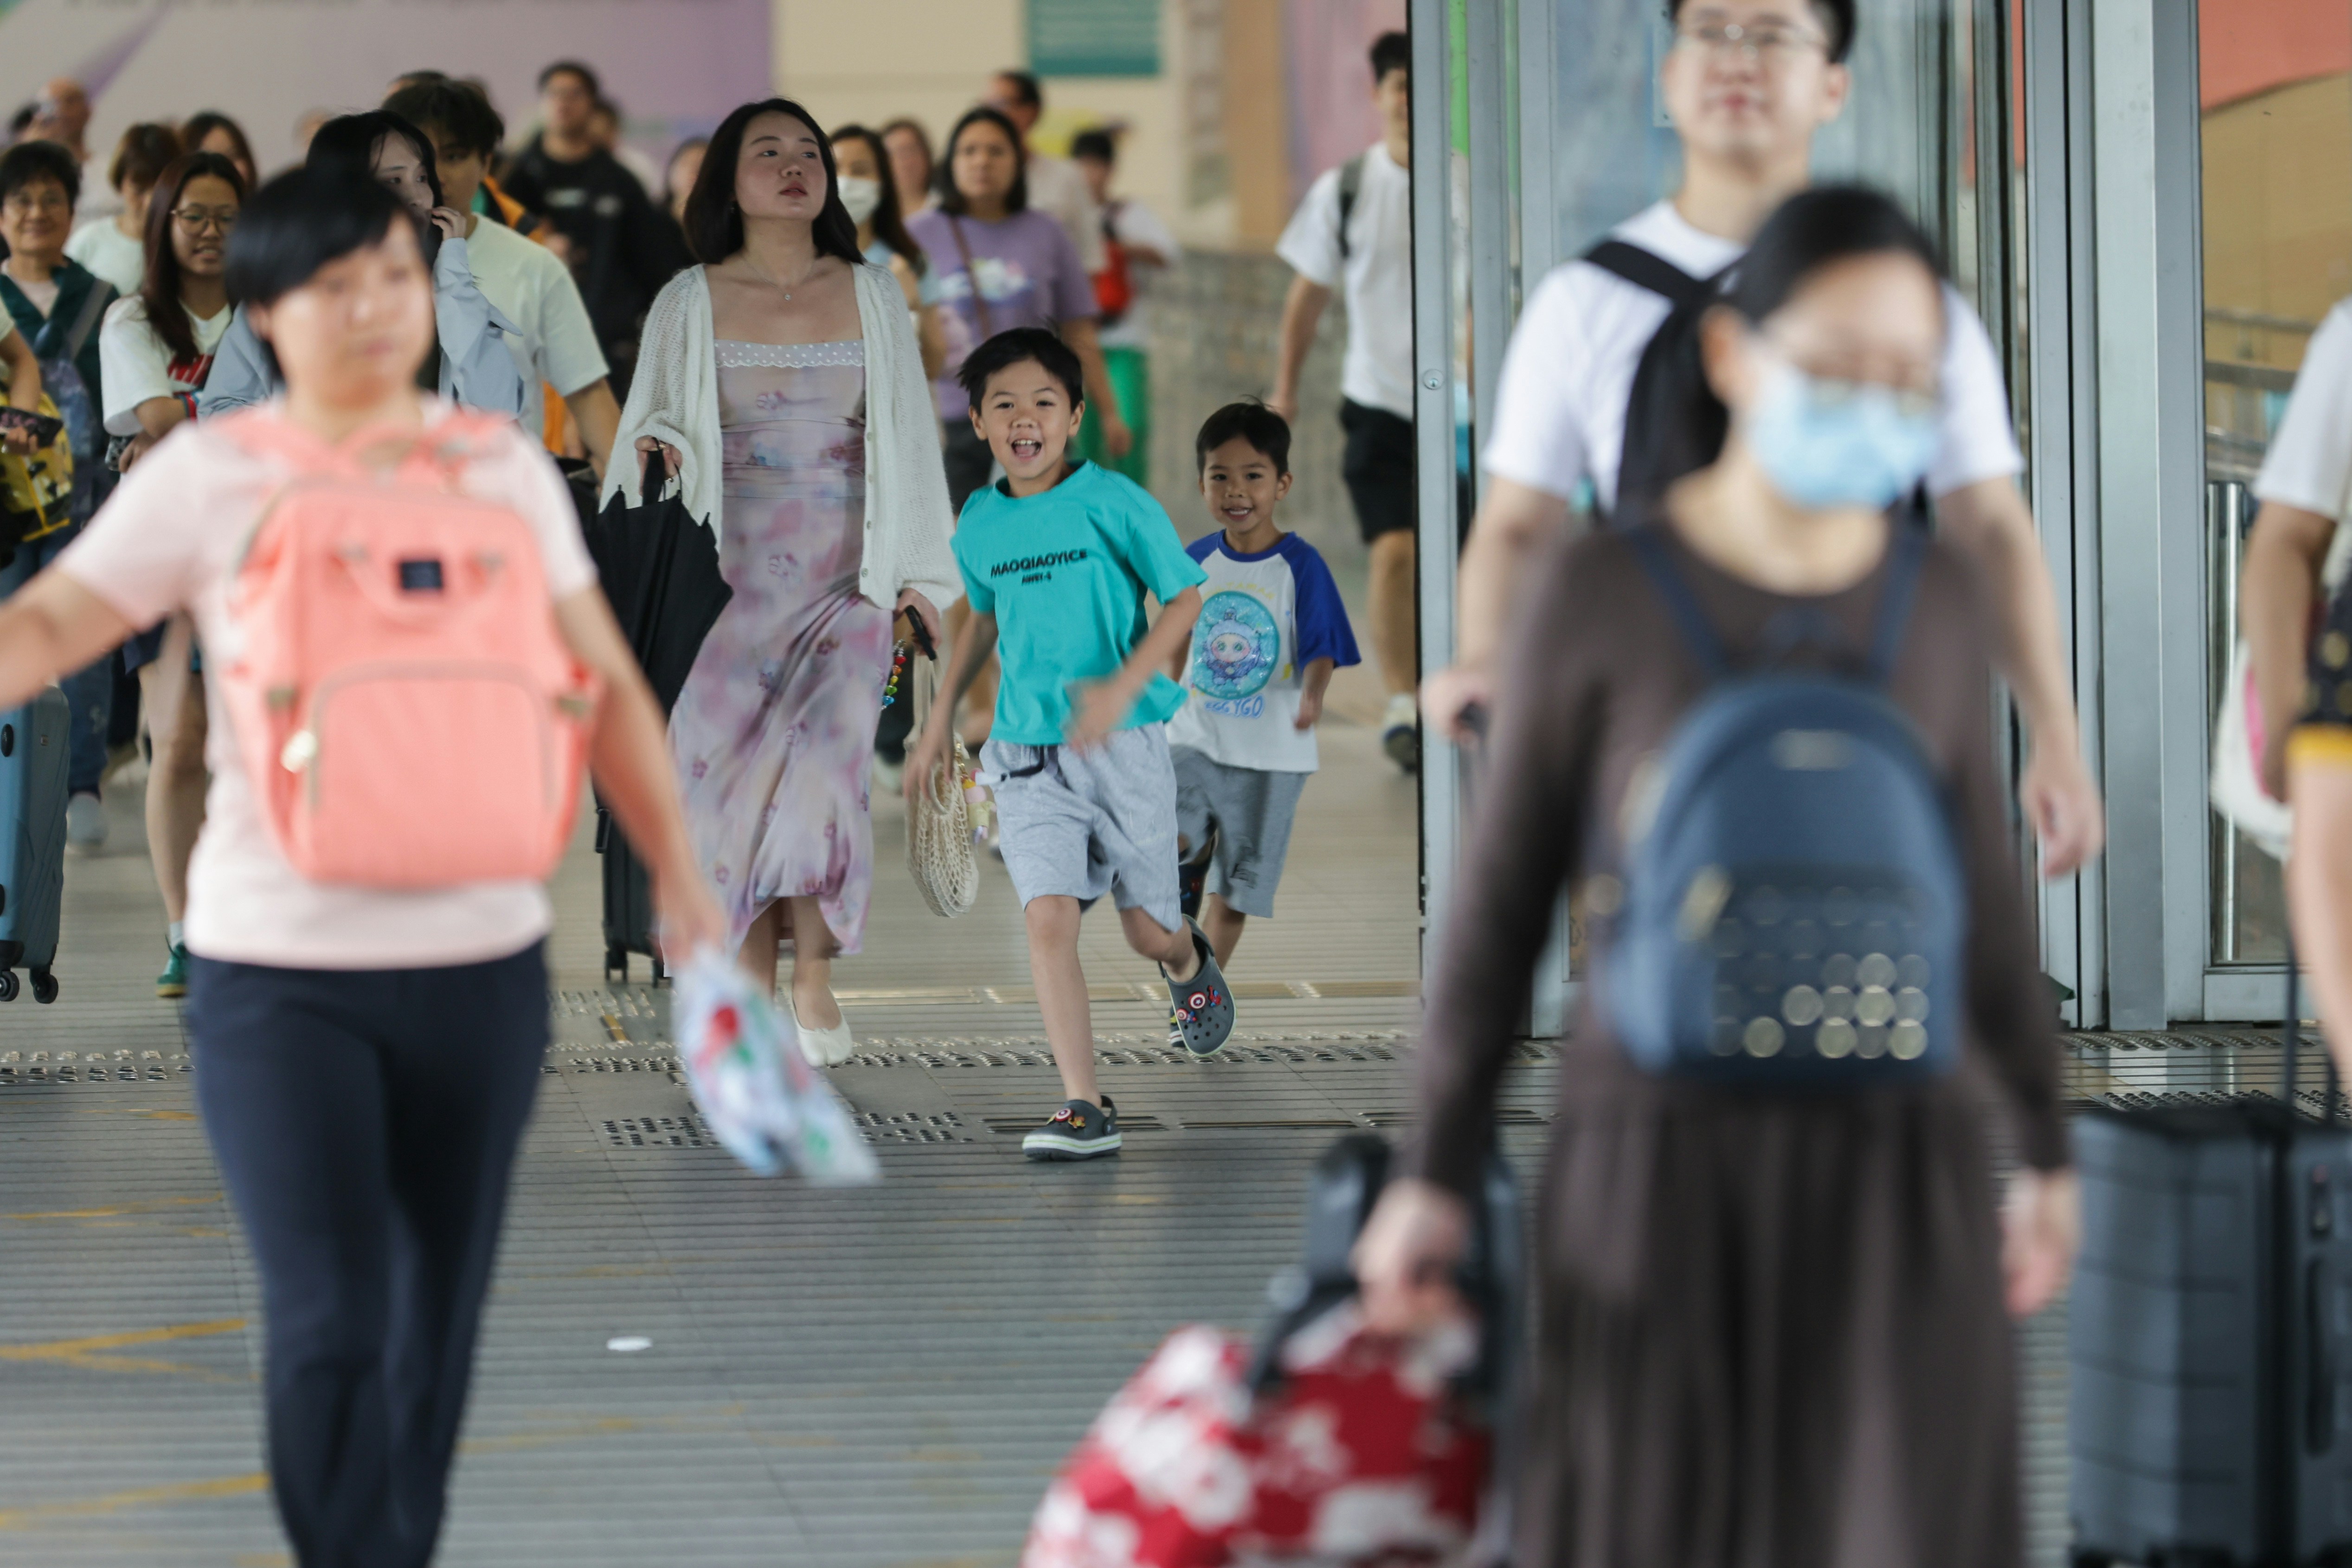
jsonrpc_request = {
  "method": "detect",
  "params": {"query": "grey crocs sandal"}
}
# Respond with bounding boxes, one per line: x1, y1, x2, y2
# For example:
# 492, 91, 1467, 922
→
1163, 919, 1236, 1059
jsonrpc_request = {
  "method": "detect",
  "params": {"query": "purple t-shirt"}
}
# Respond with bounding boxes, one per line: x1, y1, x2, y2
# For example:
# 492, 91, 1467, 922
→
906, 207, 1097, 421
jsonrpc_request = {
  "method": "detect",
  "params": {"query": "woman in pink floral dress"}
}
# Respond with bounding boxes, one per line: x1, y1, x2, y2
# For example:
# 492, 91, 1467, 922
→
609, 99, 959, 1063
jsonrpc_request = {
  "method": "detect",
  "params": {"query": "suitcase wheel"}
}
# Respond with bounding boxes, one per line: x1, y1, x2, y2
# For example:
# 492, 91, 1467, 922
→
0, 970, 17, 1002
29, 970, 55, 1005
604, 946, 628, 984
651, 953, 668, 988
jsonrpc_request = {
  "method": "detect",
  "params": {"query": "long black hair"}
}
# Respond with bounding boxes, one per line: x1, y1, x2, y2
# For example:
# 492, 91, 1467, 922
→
831, 122, 926, 277
934, 105, 1028, 218
683, 98, 863, 267
306, 111, 443, 209
1615, 184, 1943, 524
138, 151, 246, 366
225, 167, 417, 308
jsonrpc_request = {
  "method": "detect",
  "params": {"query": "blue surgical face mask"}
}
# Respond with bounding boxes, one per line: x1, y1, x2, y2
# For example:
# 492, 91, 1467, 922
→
1744, 358, 1940, 512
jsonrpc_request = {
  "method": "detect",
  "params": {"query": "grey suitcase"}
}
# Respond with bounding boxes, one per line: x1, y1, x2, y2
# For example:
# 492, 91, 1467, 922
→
0, 686, 67, 1003
2069, 970, 2352, 1566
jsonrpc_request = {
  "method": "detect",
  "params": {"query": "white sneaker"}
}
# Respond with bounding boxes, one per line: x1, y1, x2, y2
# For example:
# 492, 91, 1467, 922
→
65, 792, 107, 852
784, 993, 856, 1067
1381, 694, 1420, 775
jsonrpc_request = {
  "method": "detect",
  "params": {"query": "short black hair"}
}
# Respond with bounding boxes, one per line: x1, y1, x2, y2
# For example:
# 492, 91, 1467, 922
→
225, 166, 417, 310
384, 78, 505, 161
1070, 129, 1116, 165
1195, 400, 1292, 477
1665, 0, 1855, 64
994, 70, 1042, 111
108, 123, 182, 194
0, 139, 80, 211
935, 105, 1028, 217
957, 327, 1083, 412
1370, 31, 1410, 83
539, 60, 601, 97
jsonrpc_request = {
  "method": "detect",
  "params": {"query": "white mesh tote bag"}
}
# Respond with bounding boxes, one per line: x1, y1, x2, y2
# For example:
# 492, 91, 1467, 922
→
906, 656, 981, 918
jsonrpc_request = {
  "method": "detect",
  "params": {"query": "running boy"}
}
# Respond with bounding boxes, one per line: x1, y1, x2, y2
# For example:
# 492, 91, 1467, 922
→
1168, 402, 1359, 965
905, 327, 1234, 1163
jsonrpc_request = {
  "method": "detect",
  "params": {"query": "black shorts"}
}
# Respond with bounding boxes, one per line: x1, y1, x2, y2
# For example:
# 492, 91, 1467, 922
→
1338, 398, 1418, 544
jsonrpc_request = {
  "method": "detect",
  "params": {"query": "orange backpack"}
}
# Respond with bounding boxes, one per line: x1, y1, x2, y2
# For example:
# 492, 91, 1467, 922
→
217, 409, 602, 888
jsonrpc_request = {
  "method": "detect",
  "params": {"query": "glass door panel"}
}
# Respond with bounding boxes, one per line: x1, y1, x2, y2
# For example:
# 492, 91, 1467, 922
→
2197, 0, 2352, 966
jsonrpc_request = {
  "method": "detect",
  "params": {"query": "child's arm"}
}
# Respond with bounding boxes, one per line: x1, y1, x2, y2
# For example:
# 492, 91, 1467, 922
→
1068, 585, 1203, 751
1295, 657, 1337, 730
902, 610, 999, 802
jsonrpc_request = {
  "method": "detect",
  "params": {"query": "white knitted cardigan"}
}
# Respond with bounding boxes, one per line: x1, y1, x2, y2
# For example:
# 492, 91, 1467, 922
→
603, 261, 963, 612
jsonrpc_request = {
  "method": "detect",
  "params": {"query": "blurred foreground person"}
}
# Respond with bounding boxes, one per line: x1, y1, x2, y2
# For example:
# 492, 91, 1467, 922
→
0, 168, 720, 1568
1355, 187, 2077, 1568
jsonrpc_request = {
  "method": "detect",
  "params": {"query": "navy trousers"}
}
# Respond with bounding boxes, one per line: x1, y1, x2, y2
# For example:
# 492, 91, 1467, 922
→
186, 944, 547, 1568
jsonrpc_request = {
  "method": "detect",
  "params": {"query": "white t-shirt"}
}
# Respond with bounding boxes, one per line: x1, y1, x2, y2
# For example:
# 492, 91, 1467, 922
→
77, 157, 122, 222
1026, 153, 1108, 275
98, 295, 232, 434
65, 218, 146, 300
1166, 531, 1362, 772
1098, 198, 1179, 351
2256, 298, 2352, 522
465, 218, 611, 437
57, 401, 600, 970
1277, 143, 1414, 420
1481, 200, 2026, 514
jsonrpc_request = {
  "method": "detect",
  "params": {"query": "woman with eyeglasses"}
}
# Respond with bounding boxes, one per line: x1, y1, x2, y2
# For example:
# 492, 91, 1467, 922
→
98, 149, 244, 998
1354, 187, 2077, 1568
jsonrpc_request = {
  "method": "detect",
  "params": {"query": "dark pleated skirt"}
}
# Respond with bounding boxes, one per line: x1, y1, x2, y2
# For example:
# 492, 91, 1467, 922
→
1514, 1042, 2023, 1568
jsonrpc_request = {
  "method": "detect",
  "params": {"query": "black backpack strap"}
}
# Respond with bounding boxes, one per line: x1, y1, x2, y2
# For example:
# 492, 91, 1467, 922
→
1335, 153, 1366, 264
1865, 522, 1929, 683
1582, 240, 1710, 310
1626, 526, 1729, 678
57, 276, 114, 366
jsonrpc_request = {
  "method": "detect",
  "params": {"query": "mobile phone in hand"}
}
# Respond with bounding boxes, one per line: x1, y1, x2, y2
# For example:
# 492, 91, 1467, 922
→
0, 406, 64, 448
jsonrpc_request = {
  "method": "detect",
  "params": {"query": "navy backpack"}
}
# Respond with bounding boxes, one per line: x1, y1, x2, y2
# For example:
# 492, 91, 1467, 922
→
1601, 524, 1966, 1087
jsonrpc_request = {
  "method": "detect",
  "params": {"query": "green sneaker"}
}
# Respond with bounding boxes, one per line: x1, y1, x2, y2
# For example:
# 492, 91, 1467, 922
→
156, 944, 189, 1000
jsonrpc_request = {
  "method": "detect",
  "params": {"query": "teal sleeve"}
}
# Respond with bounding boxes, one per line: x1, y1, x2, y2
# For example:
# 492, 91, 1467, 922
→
1118, 489, 1208, 603
955, 532, 995, 614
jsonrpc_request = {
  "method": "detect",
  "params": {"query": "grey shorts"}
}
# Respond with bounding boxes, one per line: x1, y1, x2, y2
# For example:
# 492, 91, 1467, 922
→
982, 725, 1181, 930
1172, 747, 1308, 919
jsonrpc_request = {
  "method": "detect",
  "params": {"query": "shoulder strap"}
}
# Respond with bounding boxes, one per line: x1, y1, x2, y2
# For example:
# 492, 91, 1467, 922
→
1625, 527, 1729, 679
946, 217, 995, 339
1581, 240, 1710, 310
1864, 522, 1928, 683
59, 276, 114, 365
1335, 153, 1367, 263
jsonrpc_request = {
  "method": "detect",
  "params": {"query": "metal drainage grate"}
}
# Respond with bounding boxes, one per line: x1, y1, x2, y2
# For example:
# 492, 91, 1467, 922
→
566, 1057, 683, 1079
854, 1111, 976, 1144
603, 1115, 716, 1149
0, 1052, 186, 1086
1359, 1106, 1551, 1129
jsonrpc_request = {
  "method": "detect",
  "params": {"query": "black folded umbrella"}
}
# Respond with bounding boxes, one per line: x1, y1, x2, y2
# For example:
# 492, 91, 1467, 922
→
577, 465, 732, 717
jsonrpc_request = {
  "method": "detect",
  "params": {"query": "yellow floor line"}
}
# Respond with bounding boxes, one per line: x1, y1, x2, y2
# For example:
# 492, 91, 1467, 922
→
0, 1471, 268, 1530
0, 1317, 246, 1379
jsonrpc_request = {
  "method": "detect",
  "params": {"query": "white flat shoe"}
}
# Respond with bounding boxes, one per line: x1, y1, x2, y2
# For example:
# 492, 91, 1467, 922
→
784, 994, 856, 1067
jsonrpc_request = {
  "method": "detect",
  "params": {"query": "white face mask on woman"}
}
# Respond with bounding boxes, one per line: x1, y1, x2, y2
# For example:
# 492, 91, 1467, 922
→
836, 174, 882, 226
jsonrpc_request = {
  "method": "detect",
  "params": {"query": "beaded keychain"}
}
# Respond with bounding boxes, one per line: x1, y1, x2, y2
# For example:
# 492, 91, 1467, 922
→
880, 639, 914, 709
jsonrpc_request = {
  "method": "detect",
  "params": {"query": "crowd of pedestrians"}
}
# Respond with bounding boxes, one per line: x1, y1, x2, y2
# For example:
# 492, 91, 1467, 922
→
45, 5, 2352, 1566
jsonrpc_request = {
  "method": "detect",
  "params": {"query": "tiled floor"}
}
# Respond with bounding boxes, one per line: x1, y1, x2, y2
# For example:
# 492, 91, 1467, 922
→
0, 716, 2184, 1566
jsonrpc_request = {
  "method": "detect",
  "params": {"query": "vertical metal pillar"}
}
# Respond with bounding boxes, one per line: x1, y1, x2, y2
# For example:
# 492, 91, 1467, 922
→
1410, 0, 1463, 945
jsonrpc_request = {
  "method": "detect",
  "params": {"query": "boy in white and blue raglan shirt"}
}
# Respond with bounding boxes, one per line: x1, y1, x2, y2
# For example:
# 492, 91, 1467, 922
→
906, 328, 1234, 1164
1169, 403, 1361, 966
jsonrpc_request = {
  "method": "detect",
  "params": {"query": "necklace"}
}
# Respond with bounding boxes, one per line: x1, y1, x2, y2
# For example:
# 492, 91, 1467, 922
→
742, 252, 822, 302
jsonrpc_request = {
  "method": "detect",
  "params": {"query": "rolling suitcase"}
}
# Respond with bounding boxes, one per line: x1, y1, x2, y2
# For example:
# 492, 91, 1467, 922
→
595, 805, 666, 986
2069, 962, 2352, 1566
0, 687, 68, 1003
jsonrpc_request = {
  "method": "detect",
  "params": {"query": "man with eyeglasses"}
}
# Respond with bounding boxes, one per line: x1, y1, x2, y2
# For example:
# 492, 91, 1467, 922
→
1427, 0, 2104, 880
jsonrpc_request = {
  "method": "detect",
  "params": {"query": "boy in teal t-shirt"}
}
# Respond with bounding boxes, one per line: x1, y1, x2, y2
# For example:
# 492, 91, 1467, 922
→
906, 328, 1235, 1162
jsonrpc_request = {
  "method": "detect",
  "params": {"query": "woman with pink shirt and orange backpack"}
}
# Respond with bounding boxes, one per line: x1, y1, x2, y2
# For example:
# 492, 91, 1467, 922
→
0, 167, 724, 1568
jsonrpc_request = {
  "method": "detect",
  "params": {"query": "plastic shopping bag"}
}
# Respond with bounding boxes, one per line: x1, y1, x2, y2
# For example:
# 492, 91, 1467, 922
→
672, 951, 880, 1184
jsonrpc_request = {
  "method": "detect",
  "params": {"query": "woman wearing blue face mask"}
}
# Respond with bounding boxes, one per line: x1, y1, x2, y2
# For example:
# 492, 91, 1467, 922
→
1355, 187, 2077, 1568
